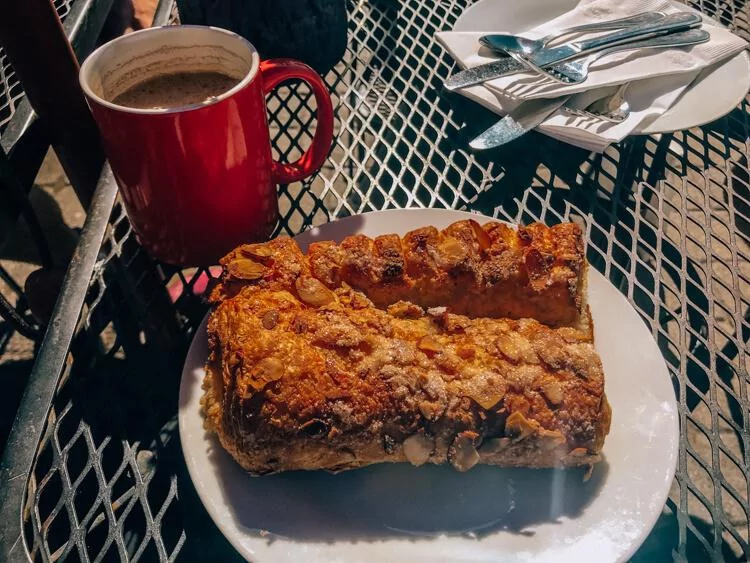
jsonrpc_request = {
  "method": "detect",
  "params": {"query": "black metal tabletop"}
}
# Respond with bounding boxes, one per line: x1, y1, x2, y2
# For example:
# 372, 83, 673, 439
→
1, 0, 749, 561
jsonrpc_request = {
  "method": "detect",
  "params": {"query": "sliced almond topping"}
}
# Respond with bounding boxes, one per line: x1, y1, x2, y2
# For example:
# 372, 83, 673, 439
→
262, 310, 279, 330
387, 301, 424, 318
495, 333, 522, 363
449, 431, 480, 472
239, 244, 274, 260
247, 357, 284, 391
430, 313, 470, 337
299, 418, 328, 436
403, 434, 434, 467
469, 387, 505, 411
469, 220, 492, 252
349, 291, 372, 310
462, 369, 506, 410
525, 248, 554, 291
496, 331, 538, 365
257, 357, 283, 378
418, 401, 439, 420
295, 276, 335, 307
541, 381, 564, 406
570, 447, 589, 457
418, 335, 442, 354
536, 340, 567, 369
436, 236, 467, 269
539, 429, 566, 451
227, 259, 267, 280
505, 411, 537, 441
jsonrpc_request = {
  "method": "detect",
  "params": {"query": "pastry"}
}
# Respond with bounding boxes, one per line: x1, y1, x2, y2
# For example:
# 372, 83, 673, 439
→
202, 283, 610, 474
210, 219, 589, 331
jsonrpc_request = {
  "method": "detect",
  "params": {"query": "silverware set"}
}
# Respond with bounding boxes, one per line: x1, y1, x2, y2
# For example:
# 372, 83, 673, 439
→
477, 11, 667, 56
443, 11, 710, 149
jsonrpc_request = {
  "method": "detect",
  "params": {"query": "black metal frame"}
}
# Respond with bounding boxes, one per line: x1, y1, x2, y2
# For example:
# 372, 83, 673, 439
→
1, 0, 113, 179
0, 0, 114, 339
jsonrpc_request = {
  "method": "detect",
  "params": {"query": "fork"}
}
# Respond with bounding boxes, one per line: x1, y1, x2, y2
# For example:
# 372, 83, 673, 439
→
521, 28, 710, 85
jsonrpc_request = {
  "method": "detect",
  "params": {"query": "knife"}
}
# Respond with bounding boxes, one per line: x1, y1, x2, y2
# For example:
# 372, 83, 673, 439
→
469, 96, 571, 150
444, 11, 702, 91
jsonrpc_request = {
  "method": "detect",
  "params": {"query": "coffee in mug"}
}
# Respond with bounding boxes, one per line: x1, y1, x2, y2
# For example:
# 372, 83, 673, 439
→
111, 71, 241, 110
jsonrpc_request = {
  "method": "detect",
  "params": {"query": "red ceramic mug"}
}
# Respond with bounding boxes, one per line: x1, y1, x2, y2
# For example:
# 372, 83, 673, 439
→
79, 26, 334, 266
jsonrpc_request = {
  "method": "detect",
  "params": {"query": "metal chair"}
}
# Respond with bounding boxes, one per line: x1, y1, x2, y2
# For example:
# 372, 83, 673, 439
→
0, 0, 113, 341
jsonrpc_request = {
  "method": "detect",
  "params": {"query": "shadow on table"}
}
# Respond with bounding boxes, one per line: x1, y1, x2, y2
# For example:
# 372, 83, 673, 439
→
0, 359, 35, 451
442, 92, 670, 210
632, 502, 748, 562
208, 441, 608, 543
70, 353, 182, 445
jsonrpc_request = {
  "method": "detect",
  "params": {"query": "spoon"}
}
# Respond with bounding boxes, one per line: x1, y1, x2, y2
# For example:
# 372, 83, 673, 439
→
586, 83, 632, 122
479, 12, 666, 56
559, 84, 632, 123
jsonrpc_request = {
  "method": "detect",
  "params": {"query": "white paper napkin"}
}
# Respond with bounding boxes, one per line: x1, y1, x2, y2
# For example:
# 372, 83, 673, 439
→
436, 0, 748, 152
456, 70, 700, 152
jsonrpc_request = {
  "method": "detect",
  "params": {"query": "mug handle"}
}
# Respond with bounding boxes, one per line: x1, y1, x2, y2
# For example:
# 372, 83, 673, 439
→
260, 59, 335, 184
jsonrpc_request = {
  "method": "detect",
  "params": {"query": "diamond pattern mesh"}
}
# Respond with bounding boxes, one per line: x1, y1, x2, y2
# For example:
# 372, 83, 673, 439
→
13, 0, 750, 561
0, 0, 74, 137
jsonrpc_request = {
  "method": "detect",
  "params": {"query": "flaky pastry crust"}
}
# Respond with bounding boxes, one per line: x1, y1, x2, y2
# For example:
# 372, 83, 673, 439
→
210, 220, 589, 331
202, 282, 610, 474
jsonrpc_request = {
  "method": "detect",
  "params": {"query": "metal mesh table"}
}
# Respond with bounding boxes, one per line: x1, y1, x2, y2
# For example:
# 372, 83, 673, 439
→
1, 0, 749, 561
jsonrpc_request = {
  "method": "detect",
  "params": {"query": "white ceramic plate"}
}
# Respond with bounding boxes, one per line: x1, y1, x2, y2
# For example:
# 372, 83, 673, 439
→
451, 0, 750, 135
179, 209, 679, 563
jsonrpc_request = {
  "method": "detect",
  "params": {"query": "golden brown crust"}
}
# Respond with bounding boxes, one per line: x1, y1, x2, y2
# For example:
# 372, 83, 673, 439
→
209, 220, 588, 330
202, 284, 610, 474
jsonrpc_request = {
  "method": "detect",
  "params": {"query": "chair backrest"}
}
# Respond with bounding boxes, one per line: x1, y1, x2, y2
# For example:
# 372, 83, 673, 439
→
0, 0, 113, 338
0, 0, 106, 207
